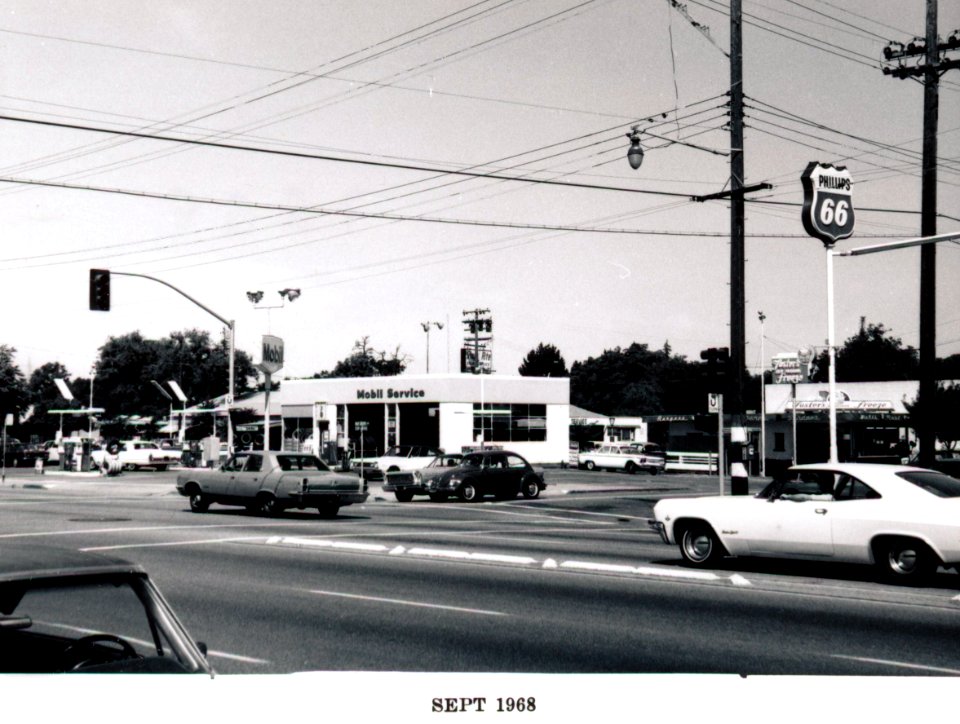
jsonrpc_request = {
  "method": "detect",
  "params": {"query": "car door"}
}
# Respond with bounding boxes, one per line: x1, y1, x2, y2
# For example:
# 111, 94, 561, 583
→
229, 454, 265, 500
480, 454, 510, 494
742, 473, 835, 557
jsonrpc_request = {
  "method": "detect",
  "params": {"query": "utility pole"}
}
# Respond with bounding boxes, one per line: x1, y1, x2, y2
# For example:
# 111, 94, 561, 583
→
728, 0, 748, 495
882, 0, 960, 467
461, 308, 493, 374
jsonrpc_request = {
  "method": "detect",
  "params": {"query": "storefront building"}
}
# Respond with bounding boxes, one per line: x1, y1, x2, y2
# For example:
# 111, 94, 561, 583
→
763, 380, 917, 474
277, 374, 570, 464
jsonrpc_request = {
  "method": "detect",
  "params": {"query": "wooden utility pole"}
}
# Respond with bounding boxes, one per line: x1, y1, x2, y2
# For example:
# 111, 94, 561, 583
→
883, 0, 960, 467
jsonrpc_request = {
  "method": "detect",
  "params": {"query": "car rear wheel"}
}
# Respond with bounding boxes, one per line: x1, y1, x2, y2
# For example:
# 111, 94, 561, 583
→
317, 502, 341, 518
678, 523, 724, 567
189, 491, 209, 513
394, 490, 414, 503
521, 478, 541, 499
876, 538, 936, 583
625, 461, 637, 475
459, 481, 479, 502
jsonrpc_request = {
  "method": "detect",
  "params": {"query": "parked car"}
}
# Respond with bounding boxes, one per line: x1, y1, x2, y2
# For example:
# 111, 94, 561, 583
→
176, 450, 368, 518
425, 450, 546, 502
0, 543, 213, 674
578, 442, 665, 475
1, 437, 25, 467
358, 444, 445, 481
383, 453, 463, 502
649, 462, 960, 583
91, 439, 180, 471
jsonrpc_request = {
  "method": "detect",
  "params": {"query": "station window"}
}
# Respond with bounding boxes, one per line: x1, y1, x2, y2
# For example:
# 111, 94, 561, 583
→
473, 403, 547, 442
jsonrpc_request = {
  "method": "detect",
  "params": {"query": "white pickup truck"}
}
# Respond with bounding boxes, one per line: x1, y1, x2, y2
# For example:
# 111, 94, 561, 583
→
577, 443, 665, 475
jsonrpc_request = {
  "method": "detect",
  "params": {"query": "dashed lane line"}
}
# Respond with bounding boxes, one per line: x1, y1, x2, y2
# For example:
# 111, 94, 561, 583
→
309, 589, 508, 617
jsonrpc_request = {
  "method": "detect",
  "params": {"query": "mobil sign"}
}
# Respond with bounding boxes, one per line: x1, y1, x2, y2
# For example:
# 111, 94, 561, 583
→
259, 335, 284, 375
801, 161, 855, 247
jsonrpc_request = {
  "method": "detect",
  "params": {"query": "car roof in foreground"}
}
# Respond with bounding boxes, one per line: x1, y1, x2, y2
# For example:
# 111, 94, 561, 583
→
789, 462, 929, 475
0, 543, 142, 583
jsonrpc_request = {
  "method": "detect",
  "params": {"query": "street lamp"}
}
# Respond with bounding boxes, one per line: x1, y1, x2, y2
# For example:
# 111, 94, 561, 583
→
247, 289, 301, 309
758, 311, 766, 478
421, 321, 444, 373
626, 126, 644, 170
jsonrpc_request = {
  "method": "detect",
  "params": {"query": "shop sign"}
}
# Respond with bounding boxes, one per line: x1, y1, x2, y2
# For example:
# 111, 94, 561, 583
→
258, 335, 284, 375
789, 399, 895, 412
356, 387, 426, 400
801, 161, 855, 247
772, 353, 808, 384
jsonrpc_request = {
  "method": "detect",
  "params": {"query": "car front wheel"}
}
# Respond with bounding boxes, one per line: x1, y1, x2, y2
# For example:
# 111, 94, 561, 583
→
394, 490, 414, 503
459, 481, 479, 502
585, 460, 596, 471
258, 495, 280, 516
189, 492, 209, 513
317, 502, 341, 518
678, 523, 724, 567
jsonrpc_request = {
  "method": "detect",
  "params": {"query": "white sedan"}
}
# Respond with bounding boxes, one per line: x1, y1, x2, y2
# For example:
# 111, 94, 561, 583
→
649, 463, 960, 583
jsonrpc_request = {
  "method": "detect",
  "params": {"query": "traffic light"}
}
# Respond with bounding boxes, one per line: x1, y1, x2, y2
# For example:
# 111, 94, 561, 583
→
89, 268, 110, 311
700, 347, 729, 391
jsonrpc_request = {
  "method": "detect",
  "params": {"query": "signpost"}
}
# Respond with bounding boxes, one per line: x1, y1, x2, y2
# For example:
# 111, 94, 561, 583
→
256, 335, 285, 451
708, 393, 723, 494
354, 420, 369, 484
802, 162, 856, 463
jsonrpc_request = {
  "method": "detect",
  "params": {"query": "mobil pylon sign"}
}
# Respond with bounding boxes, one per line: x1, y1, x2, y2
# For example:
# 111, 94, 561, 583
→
801, 161, 855, 247
259, 335, 284, 375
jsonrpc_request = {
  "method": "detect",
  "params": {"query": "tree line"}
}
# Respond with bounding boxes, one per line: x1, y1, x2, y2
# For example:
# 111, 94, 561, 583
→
1, 319, 958, 445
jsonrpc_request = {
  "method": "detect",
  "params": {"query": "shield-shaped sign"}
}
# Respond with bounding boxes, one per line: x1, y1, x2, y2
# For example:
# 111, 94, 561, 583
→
258, 335, 284, 375
801, 161, 855, 247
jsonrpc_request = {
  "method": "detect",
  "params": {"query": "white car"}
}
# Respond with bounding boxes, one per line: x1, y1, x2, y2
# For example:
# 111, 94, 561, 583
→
649, 462, 960, 583
359, 445, 444, 480
578, 443, 664, 475
92, 440, 180, 471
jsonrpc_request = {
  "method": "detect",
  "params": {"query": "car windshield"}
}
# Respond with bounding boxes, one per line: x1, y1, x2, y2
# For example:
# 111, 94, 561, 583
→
383, 446, 411, 457
898, 470, 960, 498
276, 455, 330, 472
0, 577, 188, 673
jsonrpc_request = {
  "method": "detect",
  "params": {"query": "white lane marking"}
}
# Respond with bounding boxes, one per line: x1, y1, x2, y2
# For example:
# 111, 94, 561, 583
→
406, 546, 538, 566
558, 560, 722, 581
268, 536, 743, 585
830, 654, 960, 675
38, 622, 270, 664
266, 537, 390, 554
310, 590, 508, 617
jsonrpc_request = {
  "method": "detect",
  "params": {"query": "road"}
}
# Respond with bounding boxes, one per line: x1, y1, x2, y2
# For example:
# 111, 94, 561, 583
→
2, 466, 959, 680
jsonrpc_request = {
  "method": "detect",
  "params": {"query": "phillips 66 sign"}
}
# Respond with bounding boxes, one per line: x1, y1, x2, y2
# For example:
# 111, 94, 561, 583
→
801, 161, 855, 247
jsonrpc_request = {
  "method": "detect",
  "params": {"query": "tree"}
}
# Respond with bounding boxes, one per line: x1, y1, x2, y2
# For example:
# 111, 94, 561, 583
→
518, 343, 569, 377
810, 317, 918, 382
570, 343, 673, 416
0, 345, 28, 426
94, 330, 257, 420
906, 383, 960, 451
26, 362, 80, 439
313, 337, 408, 378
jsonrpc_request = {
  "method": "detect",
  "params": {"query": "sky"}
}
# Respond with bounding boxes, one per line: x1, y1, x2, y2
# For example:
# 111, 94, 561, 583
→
1, 0, 959, 392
